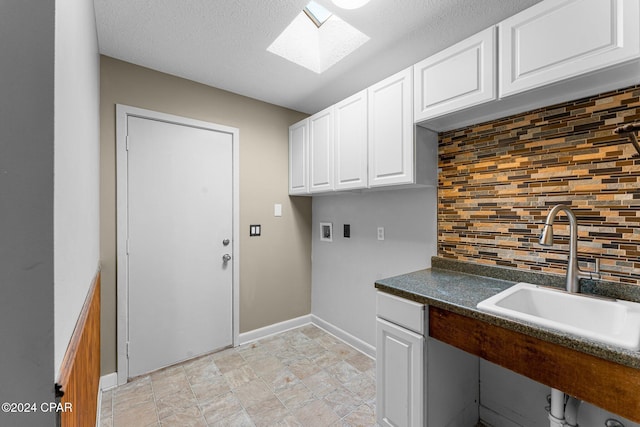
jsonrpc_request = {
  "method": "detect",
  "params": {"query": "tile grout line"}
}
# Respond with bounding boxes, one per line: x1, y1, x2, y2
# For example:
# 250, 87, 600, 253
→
147, 374, 161, 427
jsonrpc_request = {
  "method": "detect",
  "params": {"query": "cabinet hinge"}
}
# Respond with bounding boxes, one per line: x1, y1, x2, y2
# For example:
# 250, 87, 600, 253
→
126, 342, 130, 358
126, 135, 130, 151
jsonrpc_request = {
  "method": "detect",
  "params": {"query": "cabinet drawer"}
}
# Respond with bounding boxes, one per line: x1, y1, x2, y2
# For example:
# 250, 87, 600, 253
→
376, 291, 425, 334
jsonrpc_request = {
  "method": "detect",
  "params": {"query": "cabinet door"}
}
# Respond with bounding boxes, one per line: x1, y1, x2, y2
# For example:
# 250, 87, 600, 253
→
309, 107, 334, 193
499, 0, 640, 98
414, 26, 496, 123
289, 119, 308, 195
377, 317, 424, 427
368, 67, 414, 188
335, 90, 368, 190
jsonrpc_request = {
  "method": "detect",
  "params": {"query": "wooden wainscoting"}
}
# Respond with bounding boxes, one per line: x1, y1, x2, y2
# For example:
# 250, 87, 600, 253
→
56, 271, 101, 427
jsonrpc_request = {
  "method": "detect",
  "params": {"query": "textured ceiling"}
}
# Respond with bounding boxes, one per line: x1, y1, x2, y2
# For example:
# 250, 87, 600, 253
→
94, 0, 543, 114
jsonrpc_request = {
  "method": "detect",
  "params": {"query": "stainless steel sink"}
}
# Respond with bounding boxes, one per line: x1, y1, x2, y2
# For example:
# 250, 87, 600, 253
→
477, 282, 640, 350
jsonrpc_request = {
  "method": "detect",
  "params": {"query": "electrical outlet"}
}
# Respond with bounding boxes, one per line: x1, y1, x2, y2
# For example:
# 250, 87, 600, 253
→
377, 227, 384, 241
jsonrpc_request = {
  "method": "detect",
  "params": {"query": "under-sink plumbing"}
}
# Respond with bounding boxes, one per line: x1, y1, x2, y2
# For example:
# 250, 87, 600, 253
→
539, 204, 601, 293
548, 388, 581, 427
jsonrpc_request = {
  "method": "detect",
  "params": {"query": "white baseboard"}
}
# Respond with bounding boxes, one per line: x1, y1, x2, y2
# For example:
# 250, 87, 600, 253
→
311, 314, 376, 359
100, 372, 118, 391
238, 314, 312, 345
237, 314, 376, 360
94, 373, 117, 427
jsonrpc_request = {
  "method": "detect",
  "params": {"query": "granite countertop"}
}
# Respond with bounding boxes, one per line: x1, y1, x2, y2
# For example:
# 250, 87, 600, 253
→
374, 257, 640, 370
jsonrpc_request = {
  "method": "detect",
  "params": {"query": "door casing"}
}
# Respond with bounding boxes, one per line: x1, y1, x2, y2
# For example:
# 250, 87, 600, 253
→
115, 104, 240, 385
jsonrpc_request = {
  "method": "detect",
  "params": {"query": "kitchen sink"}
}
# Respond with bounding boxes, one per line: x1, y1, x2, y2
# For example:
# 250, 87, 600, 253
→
477, 283, 640, 350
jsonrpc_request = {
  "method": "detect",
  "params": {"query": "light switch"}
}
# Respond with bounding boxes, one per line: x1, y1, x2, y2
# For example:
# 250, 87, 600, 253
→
250, 224, 261, 236
274, 203, 282, 217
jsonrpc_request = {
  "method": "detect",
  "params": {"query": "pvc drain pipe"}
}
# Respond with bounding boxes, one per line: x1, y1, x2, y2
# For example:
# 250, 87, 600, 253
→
548, 388, 581, 427
549, 388, 565, 427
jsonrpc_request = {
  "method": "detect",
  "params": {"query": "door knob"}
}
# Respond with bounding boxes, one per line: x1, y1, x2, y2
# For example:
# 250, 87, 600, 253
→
222, 254, 232, 262
222, 239, 230, 246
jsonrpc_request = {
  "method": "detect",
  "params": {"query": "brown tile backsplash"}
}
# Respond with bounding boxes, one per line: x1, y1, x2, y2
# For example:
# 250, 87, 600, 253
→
438, 85, 640, 285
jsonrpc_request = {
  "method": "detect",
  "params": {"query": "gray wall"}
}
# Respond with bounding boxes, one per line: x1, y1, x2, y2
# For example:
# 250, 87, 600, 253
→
311, 187, 437, 351
100, 57, 311, 375
0, 1, 56, 425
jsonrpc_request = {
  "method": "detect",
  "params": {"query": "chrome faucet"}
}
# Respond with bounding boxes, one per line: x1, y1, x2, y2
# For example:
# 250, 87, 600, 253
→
539, 204, 600, 293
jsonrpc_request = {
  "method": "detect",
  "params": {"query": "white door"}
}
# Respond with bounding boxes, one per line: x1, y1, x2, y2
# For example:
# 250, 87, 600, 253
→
126, 115, 233, 377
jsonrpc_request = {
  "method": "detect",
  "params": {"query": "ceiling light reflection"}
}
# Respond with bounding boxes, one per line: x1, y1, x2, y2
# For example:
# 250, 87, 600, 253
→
331, 0, 371, 10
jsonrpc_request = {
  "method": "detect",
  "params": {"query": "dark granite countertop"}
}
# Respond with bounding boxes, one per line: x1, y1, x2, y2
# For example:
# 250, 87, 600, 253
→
375, 257, 640, 370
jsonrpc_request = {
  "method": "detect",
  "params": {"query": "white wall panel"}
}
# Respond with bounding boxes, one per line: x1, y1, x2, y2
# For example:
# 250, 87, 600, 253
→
54, 0, 101, 379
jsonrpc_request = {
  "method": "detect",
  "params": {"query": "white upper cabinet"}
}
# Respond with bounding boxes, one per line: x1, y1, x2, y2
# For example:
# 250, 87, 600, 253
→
334, 90, 368, 191
288, 119, 308, 195
309, 107, 334, 193
414, 26, 497, 123
368, 67, 415, 188
499, 0, 640, 98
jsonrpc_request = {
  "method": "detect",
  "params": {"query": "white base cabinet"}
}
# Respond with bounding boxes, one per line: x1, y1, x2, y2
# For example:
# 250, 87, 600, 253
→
377, 318, 424, 427
376, 292, 425, 427
376, 291, 479, 427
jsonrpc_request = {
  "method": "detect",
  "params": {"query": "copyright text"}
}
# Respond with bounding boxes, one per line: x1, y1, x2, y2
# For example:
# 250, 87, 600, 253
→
2, 402, 73, 413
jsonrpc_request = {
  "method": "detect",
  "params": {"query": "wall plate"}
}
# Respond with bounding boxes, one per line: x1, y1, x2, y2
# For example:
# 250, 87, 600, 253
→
320, 222, 333, 242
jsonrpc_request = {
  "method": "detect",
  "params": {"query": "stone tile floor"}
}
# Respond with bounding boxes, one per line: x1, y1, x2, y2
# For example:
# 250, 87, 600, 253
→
99, 324, 377, 426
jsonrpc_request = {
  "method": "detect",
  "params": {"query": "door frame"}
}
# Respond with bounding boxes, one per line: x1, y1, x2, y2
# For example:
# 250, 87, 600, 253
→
115, 104, 240, 385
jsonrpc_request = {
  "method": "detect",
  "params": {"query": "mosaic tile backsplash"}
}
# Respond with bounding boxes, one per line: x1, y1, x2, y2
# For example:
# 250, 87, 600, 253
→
438, 85, 640, 285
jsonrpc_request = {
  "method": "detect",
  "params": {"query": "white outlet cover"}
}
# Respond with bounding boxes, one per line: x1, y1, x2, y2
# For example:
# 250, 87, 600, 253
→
274, 203, 282, 217
377, 227, 384, 240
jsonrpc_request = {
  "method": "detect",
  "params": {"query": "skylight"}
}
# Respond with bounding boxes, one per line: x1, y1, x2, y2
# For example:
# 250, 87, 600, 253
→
304, 1, 332, 28
266, 2, 369, 74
